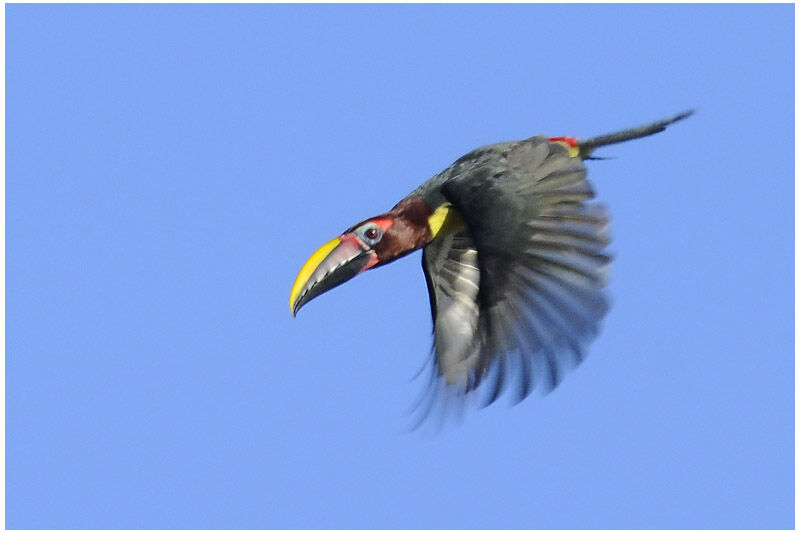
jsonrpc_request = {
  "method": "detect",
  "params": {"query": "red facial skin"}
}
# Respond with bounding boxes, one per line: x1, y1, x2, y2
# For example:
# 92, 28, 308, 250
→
345, 196, 436, 273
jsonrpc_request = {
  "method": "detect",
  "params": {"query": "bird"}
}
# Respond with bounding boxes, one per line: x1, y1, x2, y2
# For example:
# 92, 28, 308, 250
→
289, 111, 693, 421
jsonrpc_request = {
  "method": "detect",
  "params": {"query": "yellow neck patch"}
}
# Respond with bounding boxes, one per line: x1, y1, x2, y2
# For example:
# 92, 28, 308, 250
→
428, 203, 465, 239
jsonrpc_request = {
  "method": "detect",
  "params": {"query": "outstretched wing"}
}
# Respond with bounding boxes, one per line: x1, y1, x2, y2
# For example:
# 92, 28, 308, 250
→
418, 137, 611, 415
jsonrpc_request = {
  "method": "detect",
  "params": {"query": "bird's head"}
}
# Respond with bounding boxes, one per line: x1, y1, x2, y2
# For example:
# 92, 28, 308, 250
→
289, 197, 460, 316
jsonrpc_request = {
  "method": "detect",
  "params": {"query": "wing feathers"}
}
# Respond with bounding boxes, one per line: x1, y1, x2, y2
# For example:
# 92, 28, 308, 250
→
416, 136, 611, 421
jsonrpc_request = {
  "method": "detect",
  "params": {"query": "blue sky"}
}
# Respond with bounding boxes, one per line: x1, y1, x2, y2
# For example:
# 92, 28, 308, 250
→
6, 4, 793, 529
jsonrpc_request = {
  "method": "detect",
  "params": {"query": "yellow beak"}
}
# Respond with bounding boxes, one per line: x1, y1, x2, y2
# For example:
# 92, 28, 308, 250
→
289, 237, 341, 315
289, 235, 374, 316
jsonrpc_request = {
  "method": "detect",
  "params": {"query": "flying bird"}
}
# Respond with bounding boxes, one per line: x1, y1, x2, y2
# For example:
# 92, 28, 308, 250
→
289, 111, 693, 417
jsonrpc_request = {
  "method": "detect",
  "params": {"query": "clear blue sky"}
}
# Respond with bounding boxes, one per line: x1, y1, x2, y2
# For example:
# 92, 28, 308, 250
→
6, 4, 793, 529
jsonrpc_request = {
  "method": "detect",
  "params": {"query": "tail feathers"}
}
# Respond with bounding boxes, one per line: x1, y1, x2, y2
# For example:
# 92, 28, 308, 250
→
578, 110, 694, 158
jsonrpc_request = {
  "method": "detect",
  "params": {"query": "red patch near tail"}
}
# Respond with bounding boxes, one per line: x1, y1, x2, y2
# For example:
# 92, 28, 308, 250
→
548, 136, 579, 147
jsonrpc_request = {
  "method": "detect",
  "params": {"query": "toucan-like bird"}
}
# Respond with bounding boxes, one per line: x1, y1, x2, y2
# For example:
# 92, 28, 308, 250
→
290, 111, 692, 415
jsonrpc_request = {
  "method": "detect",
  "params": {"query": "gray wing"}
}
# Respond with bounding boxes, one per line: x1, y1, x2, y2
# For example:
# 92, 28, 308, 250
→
422, 230, 482, 386
417, 137, 611, 416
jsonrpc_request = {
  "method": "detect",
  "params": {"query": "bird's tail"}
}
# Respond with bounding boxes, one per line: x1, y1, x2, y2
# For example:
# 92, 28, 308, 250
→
578, 110, 694, 159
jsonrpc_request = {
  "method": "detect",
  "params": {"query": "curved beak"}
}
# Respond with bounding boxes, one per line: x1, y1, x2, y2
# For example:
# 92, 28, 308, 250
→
289, 234, 377, 316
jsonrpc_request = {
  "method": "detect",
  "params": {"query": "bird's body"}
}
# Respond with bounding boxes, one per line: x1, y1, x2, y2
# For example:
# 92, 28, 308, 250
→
290, 111, 692, 419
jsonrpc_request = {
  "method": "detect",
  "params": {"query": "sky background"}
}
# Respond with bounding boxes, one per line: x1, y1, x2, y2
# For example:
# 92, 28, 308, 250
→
6, 4, 793, 529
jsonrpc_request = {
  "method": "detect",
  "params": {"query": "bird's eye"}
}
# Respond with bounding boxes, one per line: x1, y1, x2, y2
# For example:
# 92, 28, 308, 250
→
361, 224, 382, 244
